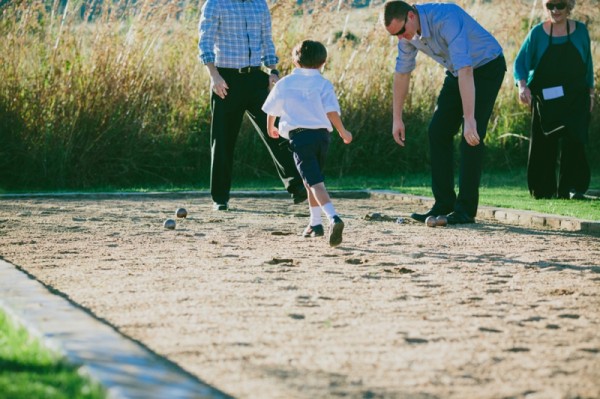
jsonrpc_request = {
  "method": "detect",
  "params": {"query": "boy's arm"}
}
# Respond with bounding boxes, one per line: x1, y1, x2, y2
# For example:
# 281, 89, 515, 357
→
327, 112, 352, 144
266, 114, 279, 139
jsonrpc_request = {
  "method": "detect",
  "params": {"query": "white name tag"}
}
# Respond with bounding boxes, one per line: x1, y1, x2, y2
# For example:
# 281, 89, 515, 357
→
542, 86, 564, 100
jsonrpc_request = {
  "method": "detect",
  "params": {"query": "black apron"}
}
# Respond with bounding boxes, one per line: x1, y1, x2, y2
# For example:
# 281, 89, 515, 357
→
529, 21, 590, 143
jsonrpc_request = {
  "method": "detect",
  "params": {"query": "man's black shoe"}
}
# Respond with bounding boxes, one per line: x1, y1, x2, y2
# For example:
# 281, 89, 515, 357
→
328, 216, 344, 247
569, 191, 587, 200
212, 202, 228, 211
446, 211, 475, 225
292, 189, 308, 204
302, 224, 324, 237
410, 209, 448, 223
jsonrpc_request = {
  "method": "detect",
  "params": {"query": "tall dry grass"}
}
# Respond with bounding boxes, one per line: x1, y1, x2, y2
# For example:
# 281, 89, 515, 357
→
0, 0, 598, 190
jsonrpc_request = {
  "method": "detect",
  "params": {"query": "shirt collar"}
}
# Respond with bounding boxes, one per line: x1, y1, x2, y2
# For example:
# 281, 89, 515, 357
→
292, 68, 322, 76
414, 5, 430, 39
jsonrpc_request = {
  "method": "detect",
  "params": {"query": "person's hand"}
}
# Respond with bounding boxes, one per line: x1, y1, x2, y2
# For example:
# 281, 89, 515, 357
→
268, 73, 279, 90
210, 73, 228, 99
267, 127, 280, 139
463, 117, 480, 146
339, 129, 352, 144
518, 85, 531, 106
392, 119, 405, 147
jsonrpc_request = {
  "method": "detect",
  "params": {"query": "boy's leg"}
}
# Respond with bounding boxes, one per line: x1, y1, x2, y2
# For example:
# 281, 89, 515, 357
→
303, 183, 324, 237
290, 129, 342, 246
309, 183, 344, 247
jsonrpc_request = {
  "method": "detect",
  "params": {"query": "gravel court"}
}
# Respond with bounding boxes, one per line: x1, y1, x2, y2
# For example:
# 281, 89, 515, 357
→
0, 193, 599, 399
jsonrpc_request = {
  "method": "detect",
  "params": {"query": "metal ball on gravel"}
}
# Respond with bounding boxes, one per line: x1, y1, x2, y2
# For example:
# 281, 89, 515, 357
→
436, 215, 448, 227
425, 216, 437, 227
163, 219, 176, 230
176, 208, 188, 218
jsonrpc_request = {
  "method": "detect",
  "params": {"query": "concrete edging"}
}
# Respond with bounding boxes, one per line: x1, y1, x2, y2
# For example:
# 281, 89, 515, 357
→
0, 260, 232, 399
0, 189, 597, 233
368, 190, 600, 234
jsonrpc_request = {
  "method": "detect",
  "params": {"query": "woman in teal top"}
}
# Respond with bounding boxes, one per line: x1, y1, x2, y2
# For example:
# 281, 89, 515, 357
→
514, 0, 595, 199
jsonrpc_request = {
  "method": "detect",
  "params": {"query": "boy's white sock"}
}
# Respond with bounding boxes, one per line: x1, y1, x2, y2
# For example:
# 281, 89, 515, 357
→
321, 202, 337, 222
309, 206, 322, 226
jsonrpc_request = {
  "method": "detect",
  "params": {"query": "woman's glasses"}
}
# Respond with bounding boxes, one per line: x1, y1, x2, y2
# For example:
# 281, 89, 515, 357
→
545, 2, 567, 10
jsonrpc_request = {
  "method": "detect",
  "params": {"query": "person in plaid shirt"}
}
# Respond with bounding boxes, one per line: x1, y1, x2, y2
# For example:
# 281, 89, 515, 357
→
198, 0, 306, 211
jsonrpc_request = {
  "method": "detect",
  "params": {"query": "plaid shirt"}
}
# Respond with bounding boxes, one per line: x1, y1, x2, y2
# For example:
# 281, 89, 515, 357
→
198, 0, 278, 68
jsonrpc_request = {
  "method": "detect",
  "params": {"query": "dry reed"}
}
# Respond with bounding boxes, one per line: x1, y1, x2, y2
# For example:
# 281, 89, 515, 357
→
0, 0, 598, 189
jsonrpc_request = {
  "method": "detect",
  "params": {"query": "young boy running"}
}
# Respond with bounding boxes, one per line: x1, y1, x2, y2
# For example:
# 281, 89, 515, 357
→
262, 40, 352, 247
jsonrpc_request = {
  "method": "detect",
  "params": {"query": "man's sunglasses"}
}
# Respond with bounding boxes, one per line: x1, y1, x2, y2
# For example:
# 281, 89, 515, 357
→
545, 2, 567, 10
390, 13, 409, 36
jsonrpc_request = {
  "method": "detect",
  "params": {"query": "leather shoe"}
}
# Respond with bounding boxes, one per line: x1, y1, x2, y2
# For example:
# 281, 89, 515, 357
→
569, 191, 586, 200
212, 202, 228, 211
446, 211, 475, 225
411, 209, 449, 223
302, 224, 324, 237
291, 189, 308, 204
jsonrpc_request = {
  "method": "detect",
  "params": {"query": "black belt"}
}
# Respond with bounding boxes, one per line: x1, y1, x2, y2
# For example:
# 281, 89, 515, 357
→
288, 127, 327, 138
477, 54, 505, 71
218, 66, 261, 74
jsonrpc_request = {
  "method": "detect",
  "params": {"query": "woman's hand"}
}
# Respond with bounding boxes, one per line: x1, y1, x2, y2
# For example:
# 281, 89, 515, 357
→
518, 84, 531, 106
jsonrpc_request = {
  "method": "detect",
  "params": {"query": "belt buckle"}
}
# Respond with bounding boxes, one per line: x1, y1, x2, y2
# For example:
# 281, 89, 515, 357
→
238, 66, 251, 74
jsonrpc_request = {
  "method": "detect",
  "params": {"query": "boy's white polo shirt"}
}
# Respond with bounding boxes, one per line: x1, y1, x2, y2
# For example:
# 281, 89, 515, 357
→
262, 68, 341, 139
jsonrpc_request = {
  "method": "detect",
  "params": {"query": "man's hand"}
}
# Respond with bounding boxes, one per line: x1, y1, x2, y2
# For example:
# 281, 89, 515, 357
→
463, 116, 480, 146
392, 119, 405, 146
268, 73, 279, 90
210, 73, 228, 99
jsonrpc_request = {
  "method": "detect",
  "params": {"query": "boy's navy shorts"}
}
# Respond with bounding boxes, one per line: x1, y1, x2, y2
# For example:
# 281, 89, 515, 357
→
288, 128, 330, 187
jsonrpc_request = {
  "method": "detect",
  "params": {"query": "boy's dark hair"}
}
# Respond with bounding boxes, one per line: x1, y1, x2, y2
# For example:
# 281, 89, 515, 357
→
292, 40, 327, 69
383, 1, 414, 27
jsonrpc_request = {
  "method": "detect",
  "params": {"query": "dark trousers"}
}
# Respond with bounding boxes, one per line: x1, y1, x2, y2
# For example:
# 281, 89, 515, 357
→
527, 115, 590, 199
210, 69, 302, 203
428, 56, 506, 217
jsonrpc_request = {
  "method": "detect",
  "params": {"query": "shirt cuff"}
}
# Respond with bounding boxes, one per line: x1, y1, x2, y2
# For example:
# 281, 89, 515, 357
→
263, 55, 279, 67
199, 53, 215, 65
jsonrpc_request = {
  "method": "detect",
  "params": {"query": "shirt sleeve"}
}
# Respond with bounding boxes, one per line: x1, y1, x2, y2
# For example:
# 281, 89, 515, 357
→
198, 0, 218, 65
580, 24, 595, 88
260, 2, 278, 67
321, 80, 341, 114
395, 40, 418, 74
439, 12, 472, 71
261, 84, 283, 116
513, 27, 535, 85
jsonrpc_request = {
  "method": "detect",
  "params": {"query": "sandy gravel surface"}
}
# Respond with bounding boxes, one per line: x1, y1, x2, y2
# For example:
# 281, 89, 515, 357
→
0, 194, 599, 399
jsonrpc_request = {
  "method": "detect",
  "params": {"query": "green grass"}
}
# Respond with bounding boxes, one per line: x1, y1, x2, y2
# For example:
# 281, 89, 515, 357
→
0, 310, 106, 399
228, 169, 600, 221
324, 170, 600, 221
1, 170, 597, 221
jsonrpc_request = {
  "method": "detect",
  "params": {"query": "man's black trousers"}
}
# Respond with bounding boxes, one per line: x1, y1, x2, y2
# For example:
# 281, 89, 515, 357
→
428, 56, 506, 218
210, 69, 302, 204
